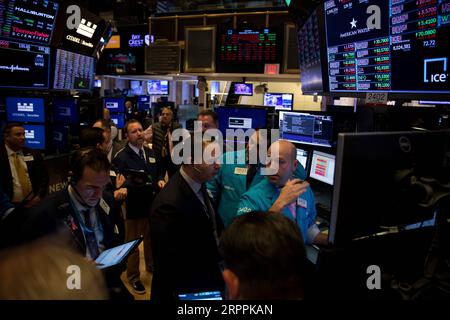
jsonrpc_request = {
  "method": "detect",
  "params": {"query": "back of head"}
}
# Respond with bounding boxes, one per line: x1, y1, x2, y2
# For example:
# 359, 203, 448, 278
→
220, 211, 307, 299
0, 238, 108, 300
70, 147, 110, 183
79, 127, 105, 149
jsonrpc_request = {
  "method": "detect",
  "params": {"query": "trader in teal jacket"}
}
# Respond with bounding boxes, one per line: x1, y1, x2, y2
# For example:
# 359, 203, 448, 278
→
207, 130, 307, 228
237, 140, 328, 245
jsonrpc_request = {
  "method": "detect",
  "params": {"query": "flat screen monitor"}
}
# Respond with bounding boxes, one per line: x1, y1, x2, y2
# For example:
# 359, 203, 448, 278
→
51, 124, 69, 152
216, 106, 268, 137
52, 98, 78, 124
329, 130, 450, 246
309, 150, 335, 185
279, 111, 334, 148
94, 79, 102, 88
104, 98, 125, 113
217, 28, 280, 73
0, 0, 59, 45
296, 148, 309, 171
264, 93, 293, 110
53, 49, 95, 91
96, 50, 144, 75
323, 0, 450, 98
298, 6, 327, 94
110, 113, 125, 129
147, 80, 169, 95
6, 97, 45, 123
233, 83, 253, 96
0, 40, 50, 89
23, 124, 45, 149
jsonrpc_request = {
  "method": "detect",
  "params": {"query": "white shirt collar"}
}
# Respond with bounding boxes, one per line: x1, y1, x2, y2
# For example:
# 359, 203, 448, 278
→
5, 144, 21, 157
128, 142, 144, 156
180, 166, 202, 194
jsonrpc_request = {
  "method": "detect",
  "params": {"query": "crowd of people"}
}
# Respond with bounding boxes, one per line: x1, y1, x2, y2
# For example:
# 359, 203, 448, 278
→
0, 107, 328, 300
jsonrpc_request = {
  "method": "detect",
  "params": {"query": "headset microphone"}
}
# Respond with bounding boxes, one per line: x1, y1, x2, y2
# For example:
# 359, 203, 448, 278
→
193, 166, 203, 173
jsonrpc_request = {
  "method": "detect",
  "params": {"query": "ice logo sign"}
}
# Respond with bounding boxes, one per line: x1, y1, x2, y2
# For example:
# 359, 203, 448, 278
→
424, 58, 448, 83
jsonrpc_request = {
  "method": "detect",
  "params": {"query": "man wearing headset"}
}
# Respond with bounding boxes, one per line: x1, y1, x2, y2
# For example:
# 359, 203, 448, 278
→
21, 148, 131, 299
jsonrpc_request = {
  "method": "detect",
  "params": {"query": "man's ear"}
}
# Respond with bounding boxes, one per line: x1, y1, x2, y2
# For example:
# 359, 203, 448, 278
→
223, 268, 239, 300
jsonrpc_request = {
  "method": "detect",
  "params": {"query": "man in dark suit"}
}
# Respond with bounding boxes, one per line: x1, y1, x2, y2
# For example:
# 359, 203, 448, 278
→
93, 119, 125, 162
0, 123, 48, 208
150, 136, 224, 300
22, 148, 130, 299
112, 119, 165, 295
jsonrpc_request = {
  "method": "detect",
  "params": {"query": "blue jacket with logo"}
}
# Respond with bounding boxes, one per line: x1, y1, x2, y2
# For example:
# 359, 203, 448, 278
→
207, 149, 307, 228
237, 178, 318, 244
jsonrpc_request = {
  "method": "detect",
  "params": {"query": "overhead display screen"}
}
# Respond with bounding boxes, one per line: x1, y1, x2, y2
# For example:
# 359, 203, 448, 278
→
53, 49, 95, 91
0, 40, 50, 89
217, 28, 280, 73
324, 0, 450, 96
0, 0, 59, 45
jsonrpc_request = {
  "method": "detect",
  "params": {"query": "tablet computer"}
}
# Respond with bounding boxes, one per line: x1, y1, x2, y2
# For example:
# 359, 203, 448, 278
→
95, 237, 142, 270
178, 291, 223, 300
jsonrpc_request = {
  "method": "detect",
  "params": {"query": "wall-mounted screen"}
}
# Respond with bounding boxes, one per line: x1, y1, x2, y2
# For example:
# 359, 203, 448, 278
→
104, 98, 125, 113
147, 80, 169, 95
52, 98, 78, 124
6, 97, 45, 123
324, 0, 450, 97
52, 4, 107, 57
0, 0, 59, 45
217, 28, 280, 73
110, 113, 125, 129
0, 40, 50, 89
263, 93, 294, 110
233, 83, 253, 96
23, 124, 45, 149
309, 150, 335, 185
279, 111, 334, 148
96, 50, 144, 75
53, 49, 95, 91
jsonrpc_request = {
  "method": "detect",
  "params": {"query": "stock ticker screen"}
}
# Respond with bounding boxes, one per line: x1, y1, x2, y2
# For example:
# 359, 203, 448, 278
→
324, 0, 450, 95
217, 28, 279, 73
53, 49, 95, 91
0, 0, 59, 45
0, 39, 50, 89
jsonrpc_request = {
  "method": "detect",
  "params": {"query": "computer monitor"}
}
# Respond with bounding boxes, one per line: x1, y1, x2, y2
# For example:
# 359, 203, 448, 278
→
6, 97, 45, 123
233, 83, 253, 96
23, 124, 45, 150
279, 111, 334, 148
216, 106, 268, 137
296, 148, 309, 172
147, 80, 169, 95
52, 98, 78, 124
53, 49, 95, 91
329, 130, 450, 246
110, 114, 125, 129
309, 150, 335, 185
264, 93, 294, 110
104, 98, 125, 113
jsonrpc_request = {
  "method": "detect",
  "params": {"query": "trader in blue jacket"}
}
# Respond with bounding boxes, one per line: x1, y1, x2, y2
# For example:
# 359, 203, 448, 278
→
237, 140, 328, 245
207, 130, 307, 228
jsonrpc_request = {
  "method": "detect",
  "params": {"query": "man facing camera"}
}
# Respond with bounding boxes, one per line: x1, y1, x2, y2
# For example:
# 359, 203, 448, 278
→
150, 136, 224, 300
0, 123, 48, 208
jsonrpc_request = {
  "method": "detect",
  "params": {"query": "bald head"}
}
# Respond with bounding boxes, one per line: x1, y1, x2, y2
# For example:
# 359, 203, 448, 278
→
267, 140, 298, 187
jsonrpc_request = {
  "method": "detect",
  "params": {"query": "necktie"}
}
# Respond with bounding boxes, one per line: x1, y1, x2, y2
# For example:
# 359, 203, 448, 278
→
82, 209, 100, 259
139, 149, 145, 162
200, 184, 219, 246
13, 153, 33, 200
246, 164, 258, 190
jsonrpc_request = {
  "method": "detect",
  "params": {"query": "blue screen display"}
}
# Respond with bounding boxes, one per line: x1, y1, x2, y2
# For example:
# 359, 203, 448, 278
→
24, 124, 45, 149
216, 107, 267, 137
53, 98, 78, 124
104, 98, 125, 113
110, 114, 125, 129
147, 80, 169, 95
51, 124, 69, 151
6, 97, 45, 123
